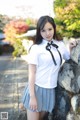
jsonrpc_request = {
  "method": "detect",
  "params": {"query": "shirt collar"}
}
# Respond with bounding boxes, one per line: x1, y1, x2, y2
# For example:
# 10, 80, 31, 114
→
42, 39, 54, 45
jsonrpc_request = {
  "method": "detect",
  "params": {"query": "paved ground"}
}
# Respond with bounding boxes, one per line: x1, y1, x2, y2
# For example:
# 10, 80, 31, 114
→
0, 54, 28, 120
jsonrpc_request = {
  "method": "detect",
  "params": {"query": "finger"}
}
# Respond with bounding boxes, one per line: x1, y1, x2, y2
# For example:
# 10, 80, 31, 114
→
70, 41, 77, 46
30, 105, 37, 110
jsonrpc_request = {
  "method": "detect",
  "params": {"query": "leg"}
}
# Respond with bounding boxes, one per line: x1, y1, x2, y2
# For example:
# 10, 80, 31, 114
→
39, 111, 48, 120
27, 110, 40, 120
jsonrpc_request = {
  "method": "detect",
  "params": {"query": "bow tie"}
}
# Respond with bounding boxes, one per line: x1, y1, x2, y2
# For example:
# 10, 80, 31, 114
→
46, 41, 62, 65
46, 41, 58, 50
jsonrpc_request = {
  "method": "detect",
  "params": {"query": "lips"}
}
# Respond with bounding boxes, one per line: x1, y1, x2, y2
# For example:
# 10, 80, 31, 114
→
46, 36, 52, 40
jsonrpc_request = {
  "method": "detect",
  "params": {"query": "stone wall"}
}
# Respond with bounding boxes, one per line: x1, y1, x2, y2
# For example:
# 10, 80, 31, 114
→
52, 40, 80, 120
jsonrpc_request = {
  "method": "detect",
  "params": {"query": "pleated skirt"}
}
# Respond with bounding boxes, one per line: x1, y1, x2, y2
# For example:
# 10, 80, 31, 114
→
22, 84, 55, 113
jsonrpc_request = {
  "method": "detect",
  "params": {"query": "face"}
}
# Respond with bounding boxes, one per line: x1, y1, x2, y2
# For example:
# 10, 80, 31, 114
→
40, 22, 54, 41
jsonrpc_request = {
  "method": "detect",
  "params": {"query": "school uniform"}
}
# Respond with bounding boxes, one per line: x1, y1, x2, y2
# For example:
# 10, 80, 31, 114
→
21, 39, 70, 113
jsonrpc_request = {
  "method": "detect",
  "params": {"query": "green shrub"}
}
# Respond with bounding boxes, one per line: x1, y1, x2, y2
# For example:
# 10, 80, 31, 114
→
12, 38, 27, 57
54, 0, 80, 38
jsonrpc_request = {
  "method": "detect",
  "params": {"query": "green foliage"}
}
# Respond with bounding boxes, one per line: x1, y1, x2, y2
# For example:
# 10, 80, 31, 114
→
54, 0, 80, 38
54, 0, 69, 8
26, 18, 37, 26
26, 18, 32, 25
12, 38, 27, 57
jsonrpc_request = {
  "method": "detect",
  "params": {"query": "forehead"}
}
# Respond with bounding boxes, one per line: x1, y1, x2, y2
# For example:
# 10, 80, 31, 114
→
42, 22, 53, 29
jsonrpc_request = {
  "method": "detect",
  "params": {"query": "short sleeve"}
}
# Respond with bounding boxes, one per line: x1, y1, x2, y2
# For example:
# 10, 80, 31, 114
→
60, 41, 70, 60
27, 45, 39, 65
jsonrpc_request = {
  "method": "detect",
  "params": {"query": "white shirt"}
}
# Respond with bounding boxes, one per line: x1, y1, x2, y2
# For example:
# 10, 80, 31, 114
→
27, 39, 70, 88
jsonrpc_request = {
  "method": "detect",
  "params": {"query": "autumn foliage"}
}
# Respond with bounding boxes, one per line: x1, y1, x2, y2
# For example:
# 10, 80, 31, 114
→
4, 20, 29, 44
3, 19, 29, 56
54, 0, 80, 38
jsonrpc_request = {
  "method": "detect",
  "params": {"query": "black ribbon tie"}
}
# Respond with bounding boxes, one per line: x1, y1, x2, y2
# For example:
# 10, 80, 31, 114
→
46, 41, 62, 65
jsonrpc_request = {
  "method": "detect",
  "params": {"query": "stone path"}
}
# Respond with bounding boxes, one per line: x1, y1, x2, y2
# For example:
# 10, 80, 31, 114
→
0, 54, 28, 120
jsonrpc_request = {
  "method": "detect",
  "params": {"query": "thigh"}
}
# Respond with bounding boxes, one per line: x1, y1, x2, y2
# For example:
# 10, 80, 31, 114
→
27, 110, 39, 120
39, 111, 48, 120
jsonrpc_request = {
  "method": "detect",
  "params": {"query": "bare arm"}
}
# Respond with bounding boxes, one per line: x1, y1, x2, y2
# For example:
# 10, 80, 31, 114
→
28, 64, 36, 97
28, 64, 38, 110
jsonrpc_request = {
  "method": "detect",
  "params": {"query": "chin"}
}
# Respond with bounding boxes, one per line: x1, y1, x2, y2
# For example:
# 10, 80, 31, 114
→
47, 39, 52, 41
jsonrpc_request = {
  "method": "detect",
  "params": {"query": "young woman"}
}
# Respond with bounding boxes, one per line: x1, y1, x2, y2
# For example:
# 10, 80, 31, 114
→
20, 15, 77, 120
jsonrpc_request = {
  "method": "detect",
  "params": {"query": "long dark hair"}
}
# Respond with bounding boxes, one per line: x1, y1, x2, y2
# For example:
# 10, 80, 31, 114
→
34, 15, 56, 44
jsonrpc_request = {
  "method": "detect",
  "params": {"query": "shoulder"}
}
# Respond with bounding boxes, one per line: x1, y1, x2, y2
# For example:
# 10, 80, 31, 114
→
30, 44, 38, 50
54, 39, 65, 46
54, 40, 68, 52
29, 44, 40, 54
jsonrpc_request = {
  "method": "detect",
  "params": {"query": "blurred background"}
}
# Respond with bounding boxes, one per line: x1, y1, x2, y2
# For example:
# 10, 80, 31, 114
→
0, 0, 80, 57
0, 1, 80, 120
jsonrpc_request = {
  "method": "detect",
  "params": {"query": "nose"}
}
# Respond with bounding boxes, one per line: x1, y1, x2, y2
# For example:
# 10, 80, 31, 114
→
46, 31, 50, 36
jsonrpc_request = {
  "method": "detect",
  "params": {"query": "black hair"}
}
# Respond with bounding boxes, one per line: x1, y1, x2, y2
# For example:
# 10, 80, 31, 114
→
34, 15, 56, 44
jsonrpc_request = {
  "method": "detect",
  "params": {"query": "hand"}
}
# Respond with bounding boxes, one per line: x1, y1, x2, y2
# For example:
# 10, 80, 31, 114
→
19, 103, 26, 111
29, 96, 38, 111
69, 39, 78, 51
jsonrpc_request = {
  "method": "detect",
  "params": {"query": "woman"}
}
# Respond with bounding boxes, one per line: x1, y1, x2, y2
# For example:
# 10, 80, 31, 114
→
20, 15, 77, 120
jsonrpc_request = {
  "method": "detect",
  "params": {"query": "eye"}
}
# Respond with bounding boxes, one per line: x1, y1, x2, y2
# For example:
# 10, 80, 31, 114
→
48, 28, 52, 31
41, 29, 45, 32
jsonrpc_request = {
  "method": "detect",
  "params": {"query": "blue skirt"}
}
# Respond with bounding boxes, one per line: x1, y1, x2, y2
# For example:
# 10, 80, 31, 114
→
22, 84, 55, 113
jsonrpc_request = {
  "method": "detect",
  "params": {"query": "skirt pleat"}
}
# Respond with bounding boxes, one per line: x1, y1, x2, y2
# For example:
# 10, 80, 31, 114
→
22, 84, 55, 113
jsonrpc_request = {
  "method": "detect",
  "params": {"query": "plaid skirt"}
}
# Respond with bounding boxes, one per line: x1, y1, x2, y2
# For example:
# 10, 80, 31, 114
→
22, 84, 55, 113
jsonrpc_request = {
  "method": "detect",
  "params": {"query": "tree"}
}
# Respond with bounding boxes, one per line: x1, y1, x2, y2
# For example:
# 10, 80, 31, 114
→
54, 0, 80, 38
4, 19, 29, 56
